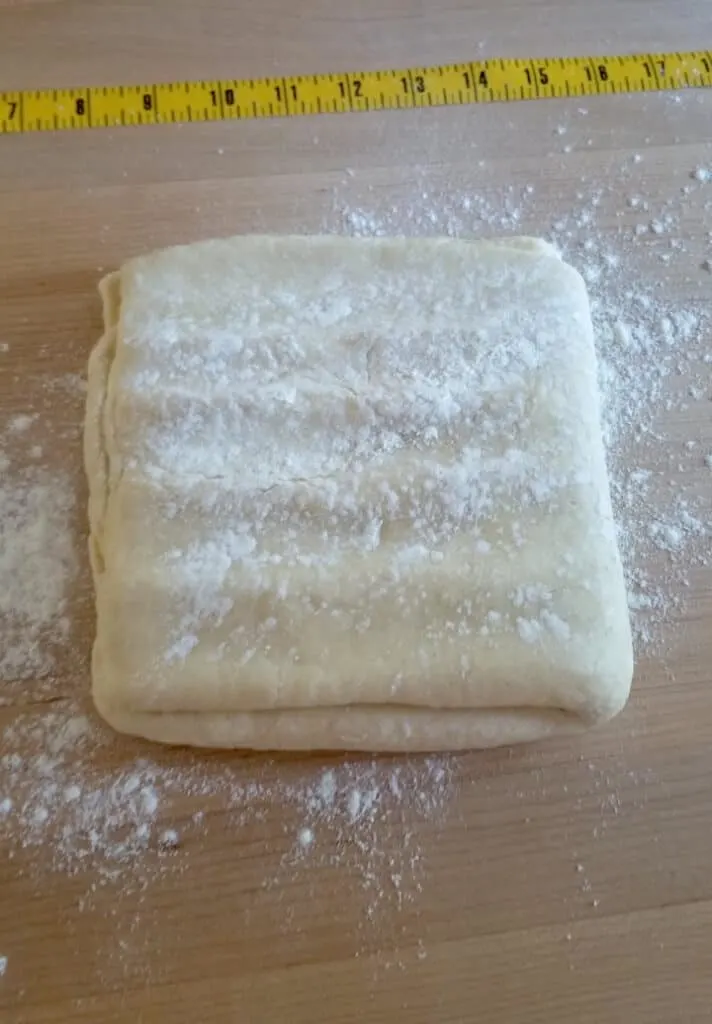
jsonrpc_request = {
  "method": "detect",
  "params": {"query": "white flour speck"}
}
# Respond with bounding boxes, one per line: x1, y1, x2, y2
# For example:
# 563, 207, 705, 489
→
298, 827, 314, 848
158, 828, 180, 849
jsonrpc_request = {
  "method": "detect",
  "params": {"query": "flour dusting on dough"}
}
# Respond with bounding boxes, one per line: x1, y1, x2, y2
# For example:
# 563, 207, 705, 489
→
87, 237, 631, 748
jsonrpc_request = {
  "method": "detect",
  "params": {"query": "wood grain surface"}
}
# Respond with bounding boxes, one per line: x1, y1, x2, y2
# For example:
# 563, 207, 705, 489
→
1, 2, 712, 1021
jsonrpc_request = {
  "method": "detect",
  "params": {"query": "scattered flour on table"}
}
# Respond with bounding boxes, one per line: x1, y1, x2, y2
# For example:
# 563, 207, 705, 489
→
0, 147, 711, 956
0, 703, 455, 925
0, 417, 76, 684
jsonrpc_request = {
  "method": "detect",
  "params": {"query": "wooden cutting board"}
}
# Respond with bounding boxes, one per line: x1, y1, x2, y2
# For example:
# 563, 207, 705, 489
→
1, 1, 711, 1021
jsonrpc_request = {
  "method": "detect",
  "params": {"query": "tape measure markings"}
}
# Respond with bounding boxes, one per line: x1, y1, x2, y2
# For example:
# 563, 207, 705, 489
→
1, 50, 711, 134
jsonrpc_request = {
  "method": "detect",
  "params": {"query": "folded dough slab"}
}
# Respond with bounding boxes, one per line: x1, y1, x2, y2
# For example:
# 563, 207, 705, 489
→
85, 235, 633, 750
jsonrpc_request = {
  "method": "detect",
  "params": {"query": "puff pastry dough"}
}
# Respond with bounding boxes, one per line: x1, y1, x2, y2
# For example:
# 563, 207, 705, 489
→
84, 235, 633, 750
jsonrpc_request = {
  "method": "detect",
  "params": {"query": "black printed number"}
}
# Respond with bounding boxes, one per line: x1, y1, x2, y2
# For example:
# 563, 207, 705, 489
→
584, 64, 610, 83
464, 70, 489, 88
401, 75, 426, 93
6, 100, 17, 120
274, 84, 298, 102
338, 79, 363, 98
642, 60, 665, 78
209, 87, 236, 107
524, 67, 549, 86
142, 93, 153, 111
75, 98, 86, 115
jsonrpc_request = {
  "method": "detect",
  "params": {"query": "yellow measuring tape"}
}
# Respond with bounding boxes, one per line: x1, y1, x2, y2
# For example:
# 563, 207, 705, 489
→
2, 50, 711, 134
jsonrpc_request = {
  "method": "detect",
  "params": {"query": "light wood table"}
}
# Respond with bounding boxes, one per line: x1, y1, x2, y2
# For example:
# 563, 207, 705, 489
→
1, 2, 711, 1021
